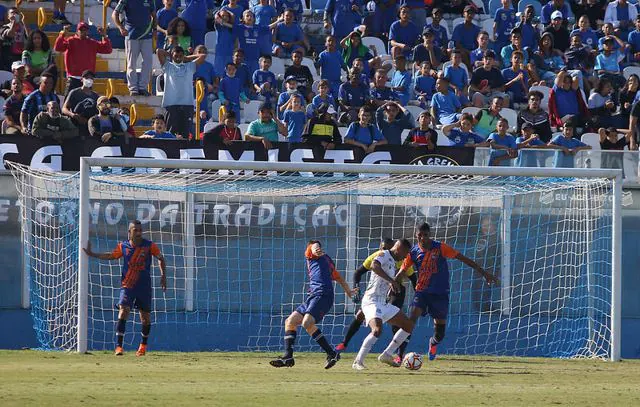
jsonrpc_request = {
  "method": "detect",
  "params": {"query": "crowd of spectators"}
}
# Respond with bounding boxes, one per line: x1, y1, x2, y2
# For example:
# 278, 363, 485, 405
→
2, 0, 640, 168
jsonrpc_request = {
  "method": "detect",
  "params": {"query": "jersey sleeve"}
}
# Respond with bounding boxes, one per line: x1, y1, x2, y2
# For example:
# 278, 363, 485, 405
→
400, 254, 414, 271
441, 243, 460, 259
329, 257, 340, 281
150, 242, 161, 257
111, 243, 123, 259
361, 250, 380, 270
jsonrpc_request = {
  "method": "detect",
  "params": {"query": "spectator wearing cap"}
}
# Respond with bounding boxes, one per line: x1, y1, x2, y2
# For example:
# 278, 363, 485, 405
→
1, 61, 34, 97
469, 50, 509, 108
344, 106, 386, 153
54, 22, 112, 96
543, 10, 570, 52
277, 75, 304, 120
245, 103, 287, 149
451, 6, 481, 66
32, 100, 79, 142
62, 70, 99, 138
595, 37, 626, 92
412, 29, 443, 70
515, 121, 553, 167
1, 77, 25, 134
540, 0, 573, 26
548, 116, 591, 168
301, 103, 341, 149
112, 0, 156, 96
0, 7, 28, 72
284, 49, 314, 103
338, 70, 370, 125
389, 6, 421, 60
605, 0, 638, 39
425, 8, 448, 49
20, 73, 58, 134
517, 90, 553, 143
323, 0, 364, 42
22, 29, 56, 86
375, 101, 415, 145
88, 96, 128, 143
157, 45, 207, 138
203, 110, 242, 146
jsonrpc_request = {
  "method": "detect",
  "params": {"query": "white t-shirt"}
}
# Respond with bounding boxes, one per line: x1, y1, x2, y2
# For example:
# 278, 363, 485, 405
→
162, 60, 197, 108
362, 250, 397, 304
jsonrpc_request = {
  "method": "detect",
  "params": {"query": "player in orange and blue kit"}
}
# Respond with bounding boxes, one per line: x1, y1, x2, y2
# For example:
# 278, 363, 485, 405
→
270, 240, 355, 369
378, 222, 498, 366
84, 220, 167, 357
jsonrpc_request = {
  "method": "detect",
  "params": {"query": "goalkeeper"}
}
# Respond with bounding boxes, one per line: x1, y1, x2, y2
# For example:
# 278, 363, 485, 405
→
83, 220, 167, 357
336, 237, 417, 364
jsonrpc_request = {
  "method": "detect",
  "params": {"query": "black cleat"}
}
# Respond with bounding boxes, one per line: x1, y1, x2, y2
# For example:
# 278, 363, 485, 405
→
270, 356, 295, 368
324, 352, 340, 369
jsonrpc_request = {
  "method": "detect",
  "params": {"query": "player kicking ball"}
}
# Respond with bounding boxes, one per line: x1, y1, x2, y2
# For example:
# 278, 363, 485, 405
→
83, 220, 167, 356
352, 239, 416, 370
336, 237, 417, 366
270, 240, 356, 369
378, 223, 498, 366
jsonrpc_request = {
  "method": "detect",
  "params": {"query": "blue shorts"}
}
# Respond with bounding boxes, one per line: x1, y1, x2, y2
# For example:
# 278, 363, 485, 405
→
295, 294, 333, 323
411, 291, 449, 320
118, 287, 152, 312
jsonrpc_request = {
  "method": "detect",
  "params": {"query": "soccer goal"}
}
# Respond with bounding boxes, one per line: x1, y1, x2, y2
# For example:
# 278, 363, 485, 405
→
9, 159, 622, 361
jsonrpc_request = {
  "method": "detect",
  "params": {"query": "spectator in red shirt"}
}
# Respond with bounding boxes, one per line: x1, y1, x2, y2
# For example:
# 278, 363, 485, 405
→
54, 22, 112, 96
203, 110, 242, 146
0, 8, 28, 71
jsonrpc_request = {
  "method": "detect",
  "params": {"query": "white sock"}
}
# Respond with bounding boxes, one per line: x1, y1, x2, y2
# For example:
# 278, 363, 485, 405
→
355, 333, 378, 365
382, 329, 410, 356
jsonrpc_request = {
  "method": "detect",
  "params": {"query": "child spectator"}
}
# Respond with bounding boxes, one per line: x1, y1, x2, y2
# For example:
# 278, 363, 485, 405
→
473, 96, 505, 138
245, 103, 288, 149
598, 23, 624, 51
193, 45, 218, 120
469, 50, 509, 108
316, 35, 345, 101
389, 6, 420, 59
548, 116, 591, 168
221, 0, 245, 26
141, 114, 180, 139
301, 103, 341, 148
282, 93, 307, 142
252, 0, 278, 57
157, 0, 179, 49
431, 77, 462, 125
403, 110, 438, 149
277, 76, 304, 120
444, 50, 470, 106
324, 0, 364, 42
232, 49, 254, 98
214, 10, 236, 80
340, 30, 382, 75
369, 69, 394, 109
442, 112, 487, 146
375, 101, 415, 145
344, 107, 387, 153
338, 71, 370, 124
414, 61, 436, 109
203, 110, 242, 146
391, 55, 412, 106
515, 5, 539, 51
219, 62, 250, 118
235, 10, 277, 75
253, 55, 277, 105
487, 117, 519, 166
276, 0, 303, 22
273, 9, 307, 57
500, 28, 529, 69
493, 0, 516, 52
565, 33, 593, 91
181, 0, 215, 47
570, 15, 599, 50
588, 78, 623, 128
502, 51, 529, 105
599, 126, 633, 171
515, 122, 551, 167
472, 31, 492, 70
595, 37, 626, 95
284, 49, 314, 102
311, 80, 337, 113
166, 17, 192, 54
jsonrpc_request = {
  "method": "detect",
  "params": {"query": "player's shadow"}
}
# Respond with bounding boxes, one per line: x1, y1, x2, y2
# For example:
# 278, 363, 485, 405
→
446, 357, 544, 365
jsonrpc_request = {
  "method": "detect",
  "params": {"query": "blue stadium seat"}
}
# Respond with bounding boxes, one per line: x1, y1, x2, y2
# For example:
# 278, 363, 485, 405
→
488, 0, 502, 16
517, 0, 542, 16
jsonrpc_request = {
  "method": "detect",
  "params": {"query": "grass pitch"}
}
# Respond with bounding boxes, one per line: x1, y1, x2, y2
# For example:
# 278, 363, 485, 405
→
1, 350, 639, 406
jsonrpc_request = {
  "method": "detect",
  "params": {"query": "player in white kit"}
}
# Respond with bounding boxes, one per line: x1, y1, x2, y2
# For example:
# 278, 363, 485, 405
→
352, 239, 416, 370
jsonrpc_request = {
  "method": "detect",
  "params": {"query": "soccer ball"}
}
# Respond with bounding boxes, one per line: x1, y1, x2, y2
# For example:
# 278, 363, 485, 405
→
402, 352, 423, 371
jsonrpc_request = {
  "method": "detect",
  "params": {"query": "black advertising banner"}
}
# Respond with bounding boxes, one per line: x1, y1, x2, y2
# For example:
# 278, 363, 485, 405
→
0, 135, 475, 171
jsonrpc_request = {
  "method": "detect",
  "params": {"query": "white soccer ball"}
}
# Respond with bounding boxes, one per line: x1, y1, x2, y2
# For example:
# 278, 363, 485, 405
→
402, 352, 423, 371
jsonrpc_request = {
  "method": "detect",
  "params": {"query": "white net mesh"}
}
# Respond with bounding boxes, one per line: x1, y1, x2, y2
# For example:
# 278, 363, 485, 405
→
9, 161, 615, 358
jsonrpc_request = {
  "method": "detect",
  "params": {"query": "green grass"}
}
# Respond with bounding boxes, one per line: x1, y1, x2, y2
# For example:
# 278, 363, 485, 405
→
1, 350, 639, 406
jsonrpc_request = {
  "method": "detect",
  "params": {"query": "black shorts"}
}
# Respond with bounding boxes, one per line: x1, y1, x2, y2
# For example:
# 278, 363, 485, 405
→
388, 285, 407, 309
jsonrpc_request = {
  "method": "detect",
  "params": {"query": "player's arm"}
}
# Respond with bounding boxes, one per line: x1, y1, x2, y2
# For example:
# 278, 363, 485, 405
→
371, 260, 401, 293
393, 255, 413, 284
455, 252, 499, 285
333, 268, 355, 298
151, 243, 167, 292
83, 241, 119, 260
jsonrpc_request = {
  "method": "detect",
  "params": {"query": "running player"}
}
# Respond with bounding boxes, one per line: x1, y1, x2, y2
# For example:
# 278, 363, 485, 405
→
83, 220, 167, 356
378, 222, 498, 366
270, 240, 356, 369
352, 239, 416, 370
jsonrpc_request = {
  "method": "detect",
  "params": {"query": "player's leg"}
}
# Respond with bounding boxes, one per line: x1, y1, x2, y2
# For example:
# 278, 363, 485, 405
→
389, 285, 408, 362
353, 317, 382, 370
426, 294, 449, 360
136, 310, 151, 356
115, 288, 133, 355
378, 292, 425, 366
270, 310, 303, 367
336, 309, 365, 351
301, 295, 341, 369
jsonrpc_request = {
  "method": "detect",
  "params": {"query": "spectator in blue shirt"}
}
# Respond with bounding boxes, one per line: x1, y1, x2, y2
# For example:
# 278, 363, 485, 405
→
629, 15, 640, 63
316, 35, 345, 101
516, 122, 553, 167
253, 55, 278, 105
232, 49, 254, 99
277, 76, 305, 119
344, 106, 387, 153
515, 5, 540, 51
452, 6, 481, 66
234, 10, 276, 75
414, 61, 436, 108
501, 28, 529, 69
252, 0, 278, 56
338, 71, 370, 124
391, 55, 412, 106
219, 62, 250, 119
311, 79, 337, 114
502, 50, 529, 105
323, 0, 363, 41
282, 93, 307, 142
157, 0, 179, 49
430, 77, 462, 125
444, 50, 470, 106
221, 0, 245, 25
141, 114, 180, 139
493, 0, 516, 52
540, 0, 573, 26
273, 9, 308, 57
441, 112, 488, 146
571, 15, 599, 50
193, 45, 218, 120
425, 8, 448, 48
182, 0, 215, 47
276, 0, 304, 22
369, 69, 395, 109
375, 101, 415, 145
548, 116, 591, 167
472, 31, 493, 70
213, 9, 236, 82
389, 6, 420, 59
595, 36, 626, 93
487, 117, 519, 166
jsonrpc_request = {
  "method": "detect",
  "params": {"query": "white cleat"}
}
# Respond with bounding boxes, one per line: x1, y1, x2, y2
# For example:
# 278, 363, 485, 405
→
352, 361, 367, 371
378, 352, 401, 367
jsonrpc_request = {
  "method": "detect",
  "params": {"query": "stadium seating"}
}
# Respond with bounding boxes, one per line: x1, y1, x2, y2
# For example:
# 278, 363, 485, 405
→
362, 36, 388, 57
517, 0, 543, 15
488, 0, 502, 17
623, 66, 640, 80
242, 101, 262, 124
0, 70, 13, 85
529, 85, 551, 112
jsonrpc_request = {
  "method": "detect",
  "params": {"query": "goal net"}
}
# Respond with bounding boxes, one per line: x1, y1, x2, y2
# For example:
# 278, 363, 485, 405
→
9, 159, 621, 360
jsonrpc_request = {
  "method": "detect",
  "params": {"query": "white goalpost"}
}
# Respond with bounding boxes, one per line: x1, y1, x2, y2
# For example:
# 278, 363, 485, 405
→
9, 159, 622, 361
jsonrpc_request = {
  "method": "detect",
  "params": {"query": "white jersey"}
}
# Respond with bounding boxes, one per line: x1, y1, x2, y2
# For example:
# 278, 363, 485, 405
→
362, 250, 397, 304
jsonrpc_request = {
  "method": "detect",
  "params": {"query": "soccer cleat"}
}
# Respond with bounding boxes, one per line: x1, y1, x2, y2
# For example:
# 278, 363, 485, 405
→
335, 342, 346, 352
324, 352, 340, 369
352, 361, 366, 371
269, 356, 295, 368
136, 344, 147, 357
114, 346, 124, 356
428, 343, 438, 360
378, 352, 401, 367
393, 355, 402, 365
